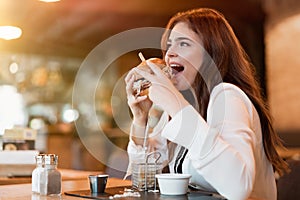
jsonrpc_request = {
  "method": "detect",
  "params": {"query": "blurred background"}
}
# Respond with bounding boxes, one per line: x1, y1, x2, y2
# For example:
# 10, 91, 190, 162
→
0, 0, 299, 177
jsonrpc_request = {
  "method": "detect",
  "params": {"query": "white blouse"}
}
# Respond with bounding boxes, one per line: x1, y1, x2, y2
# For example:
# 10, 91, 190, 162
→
127, 83, 276, 200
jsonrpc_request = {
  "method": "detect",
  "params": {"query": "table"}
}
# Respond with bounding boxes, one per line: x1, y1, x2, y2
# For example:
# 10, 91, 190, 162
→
0, 168, 103, 185
0, 176, 227, 199
0, 167, 228, 200
0, 177, 132, 199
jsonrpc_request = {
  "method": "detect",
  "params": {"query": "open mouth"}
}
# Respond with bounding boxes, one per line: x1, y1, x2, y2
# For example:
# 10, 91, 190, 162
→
170, 64, 184, 75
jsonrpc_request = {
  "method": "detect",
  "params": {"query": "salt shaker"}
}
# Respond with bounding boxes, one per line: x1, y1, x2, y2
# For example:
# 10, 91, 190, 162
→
40, 154, 61, 196
32, 154, 44, 194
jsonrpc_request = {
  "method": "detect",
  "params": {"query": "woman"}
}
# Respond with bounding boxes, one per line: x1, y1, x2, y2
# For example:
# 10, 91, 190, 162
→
124, 8, 289, 200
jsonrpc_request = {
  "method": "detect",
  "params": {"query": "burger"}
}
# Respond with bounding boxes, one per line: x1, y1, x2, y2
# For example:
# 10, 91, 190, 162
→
132, 58, 173, 97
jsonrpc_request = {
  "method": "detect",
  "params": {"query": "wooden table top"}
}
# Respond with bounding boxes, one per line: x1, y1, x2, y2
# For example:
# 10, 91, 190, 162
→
0, 168, 103, 185
0, 168, 250, 200
0, 177, 132, 199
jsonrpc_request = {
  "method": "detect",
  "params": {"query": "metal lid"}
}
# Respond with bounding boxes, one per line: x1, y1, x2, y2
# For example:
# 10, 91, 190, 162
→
44, 154, 58, 165
35, 154, 45, 164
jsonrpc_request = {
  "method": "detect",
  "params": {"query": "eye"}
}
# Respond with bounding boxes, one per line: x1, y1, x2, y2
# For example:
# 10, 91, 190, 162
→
180, 41, 190, 47
166, 43, 171, 51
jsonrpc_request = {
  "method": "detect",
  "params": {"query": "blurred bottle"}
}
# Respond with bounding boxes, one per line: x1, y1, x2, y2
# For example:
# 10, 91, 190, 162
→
32, 154, 44, 194
40, 154, 61, 196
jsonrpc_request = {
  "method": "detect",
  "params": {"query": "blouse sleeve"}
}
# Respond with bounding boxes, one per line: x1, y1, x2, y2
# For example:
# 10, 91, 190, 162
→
161, 84, 257, 200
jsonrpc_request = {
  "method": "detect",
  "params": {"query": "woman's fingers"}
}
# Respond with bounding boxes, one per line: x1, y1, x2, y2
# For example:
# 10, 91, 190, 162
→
125, 74, 134, 91
125, 70, 137, 99
124, 68, 135, 82
135, 95, 148, 103
146, 60, 165, 77
127, 89, 148, 106
134, 67, 155, 81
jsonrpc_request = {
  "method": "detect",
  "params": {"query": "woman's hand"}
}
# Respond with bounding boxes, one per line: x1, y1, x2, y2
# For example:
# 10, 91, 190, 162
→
134, 60, 189, 117
124, 69, 153, 126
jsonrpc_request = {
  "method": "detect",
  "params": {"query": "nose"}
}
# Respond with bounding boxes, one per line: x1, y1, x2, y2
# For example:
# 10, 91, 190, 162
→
165, 46, 177, 58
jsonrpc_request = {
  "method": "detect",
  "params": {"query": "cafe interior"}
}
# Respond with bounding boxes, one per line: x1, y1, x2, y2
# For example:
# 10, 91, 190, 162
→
0, 0, 300, 199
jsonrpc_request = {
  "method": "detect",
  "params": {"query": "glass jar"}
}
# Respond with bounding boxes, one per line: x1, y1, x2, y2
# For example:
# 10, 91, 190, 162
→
40, 154, 61, 196
32, 154, 44, 194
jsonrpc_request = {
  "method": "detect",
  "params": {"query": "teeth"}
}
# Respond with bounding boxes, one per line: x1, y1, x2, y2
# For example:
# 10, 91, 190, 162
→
169, 63, 184, 74
170, 64, 181, 67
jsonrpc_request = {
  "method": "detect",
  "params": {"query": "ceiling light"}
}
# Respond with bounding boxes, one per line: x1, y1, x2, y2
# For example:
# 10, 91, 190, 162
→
0, 26, 22, 40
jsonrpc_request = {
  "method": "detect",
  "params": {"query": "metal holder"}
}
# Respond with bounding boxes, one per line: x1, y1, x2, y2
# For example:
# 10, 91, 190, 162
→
132, 151, 163, 191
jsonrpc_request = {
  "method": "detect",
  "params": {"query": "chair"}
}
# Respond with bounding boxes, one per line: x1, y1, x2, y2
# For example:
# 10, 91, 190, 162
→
277, 158, 300, 200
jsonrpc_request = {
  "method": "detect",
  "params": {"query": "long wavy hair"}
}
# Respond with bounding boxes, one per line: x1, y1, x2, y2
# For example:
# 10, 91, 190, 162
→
161, 8, 289, 176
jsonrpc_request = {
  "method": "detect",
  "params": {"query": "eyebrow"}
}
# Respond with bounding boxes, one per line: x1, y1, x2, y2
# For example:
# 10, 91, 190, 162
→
167, 37, 195, 43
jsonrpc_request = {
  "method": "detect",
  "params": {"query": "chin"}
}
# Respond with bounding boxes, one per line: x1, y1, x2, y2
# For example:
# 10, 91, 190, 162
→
173, 76, 190, 91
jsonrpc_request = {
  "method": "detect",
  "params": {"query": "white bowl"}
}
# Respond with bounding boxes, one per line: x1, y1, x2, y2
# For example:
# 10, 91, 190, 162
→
155, 173, 191, 195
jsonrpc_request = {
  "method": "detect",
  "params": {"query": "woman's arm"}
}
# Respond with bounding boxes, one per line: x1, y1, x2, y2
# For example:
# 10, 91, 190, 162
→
162, 84, 257, 199
127, 110, 170, 174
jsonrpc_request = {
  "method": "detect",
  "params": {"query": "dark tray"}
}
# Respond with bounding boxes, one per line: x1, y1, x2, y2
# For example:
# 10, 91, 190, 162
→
64, 186, 225, 199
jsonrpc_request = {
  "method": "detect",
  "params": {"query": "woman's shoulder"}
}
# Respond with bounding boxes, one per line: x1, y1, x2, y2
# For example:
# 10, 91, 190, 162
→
208, 82, 256, 124
209, 82, 253, 109
211, 82, 249, 100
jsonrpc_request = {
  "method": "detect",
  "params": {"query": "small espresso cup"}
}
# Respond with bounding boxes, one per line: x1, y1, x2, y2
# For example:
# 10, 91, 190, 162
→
88, 174, 109, 194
